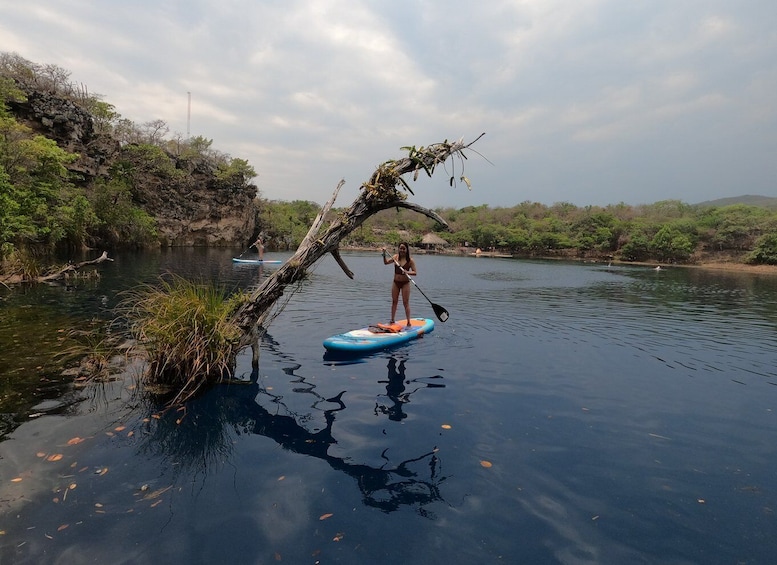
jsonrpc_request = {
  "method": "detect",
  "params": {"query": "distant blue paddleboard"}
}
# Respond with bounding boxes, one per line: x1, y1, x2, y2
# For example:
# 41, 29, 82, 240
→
232, 258, 282, 264
323, 318, 434, 355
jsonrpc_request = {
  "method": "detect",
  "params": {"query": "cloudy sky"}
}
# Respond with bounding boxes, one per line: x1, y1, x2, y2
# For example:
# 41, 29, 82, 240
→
1, 1, 775, 209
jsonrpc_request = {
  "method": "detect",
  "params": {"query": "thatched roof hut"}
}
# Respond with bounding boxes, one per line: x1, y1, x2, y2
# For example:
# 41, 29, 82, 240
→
420, 232, 449, 250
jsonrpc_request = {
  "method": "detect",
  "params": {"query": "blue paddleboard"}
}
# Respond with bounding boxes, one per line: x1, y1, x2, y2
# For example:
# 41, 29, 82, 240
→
323, 318, 434, 354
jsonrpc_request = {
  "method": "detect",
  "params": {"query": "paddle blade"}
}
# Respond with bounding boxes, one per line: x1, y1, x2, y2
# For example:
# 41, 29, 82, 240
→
432, 303, 449, 322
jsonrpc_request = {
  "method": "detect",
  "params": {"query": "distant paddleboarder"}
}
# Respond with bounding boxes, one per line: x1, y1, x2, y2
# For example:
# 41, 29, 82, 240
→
252, 237, 264, 260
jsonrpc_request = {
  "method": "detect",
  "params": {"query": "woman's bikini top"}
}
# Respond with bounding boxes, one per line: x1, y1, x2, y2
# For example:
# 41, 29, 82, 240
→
394, 260, 411, 275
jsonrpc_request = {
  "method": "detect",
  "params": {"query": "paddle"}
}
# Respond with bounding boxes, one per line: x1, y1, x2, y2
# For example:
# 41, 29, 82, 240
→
383, 250, 449, 322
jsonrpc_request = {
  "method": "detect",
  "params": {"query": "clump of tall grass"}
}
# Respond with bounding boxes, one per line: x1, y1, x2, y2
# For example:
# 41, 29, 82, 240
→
121, 275, 247, 405
0, 246, 42, 281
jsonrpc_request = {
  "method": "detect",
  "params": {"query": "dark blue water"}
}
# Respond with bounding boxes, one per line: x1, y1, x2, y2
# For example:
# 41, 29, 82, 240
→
1, 249, 777, 564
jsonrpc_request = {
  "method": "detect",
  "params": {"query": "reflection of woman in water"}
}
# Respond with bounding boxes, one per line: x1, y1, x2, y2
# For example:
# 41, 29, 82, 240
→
375, 357, 446, 422
380, 358, 409, 421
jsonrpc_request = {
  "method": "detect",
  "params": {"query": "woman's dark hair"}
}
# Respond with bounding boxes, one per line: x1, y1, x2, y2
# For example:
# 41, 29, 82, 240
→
399, 242, 411, 260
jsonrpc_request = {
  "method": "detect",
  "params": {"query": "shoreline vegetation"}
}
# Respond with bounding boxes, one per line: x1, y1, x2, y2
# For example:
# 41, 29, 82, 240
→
343, 245, 777, 275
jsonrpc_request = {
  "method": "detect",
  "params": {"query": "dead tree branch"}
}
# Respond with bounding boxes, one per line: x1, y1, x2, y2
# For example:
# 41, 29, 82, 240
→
1, 251, 113, 285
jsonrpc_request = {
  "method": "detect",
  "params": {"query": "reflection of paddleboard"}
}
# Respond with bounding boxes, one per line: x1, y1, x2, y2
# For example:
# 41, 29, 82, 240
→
232, 258, 282, 264
323, 318, 434, 354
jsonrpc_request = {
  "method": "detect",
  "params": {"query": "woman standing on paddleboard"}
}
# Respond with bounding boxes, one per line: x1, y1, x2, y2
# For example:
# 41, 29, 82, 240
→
382, 242, 417, 328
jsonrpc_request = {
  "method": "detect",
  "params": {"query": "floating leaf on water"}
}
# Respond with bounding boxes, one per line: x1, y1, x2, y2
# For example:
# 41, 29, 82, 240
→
36, 452, 46, 458
46, 454, 63, 462
150, 499, 163, 508
698, 499, 706, 504
11, 477, 23, 483
69, 483, 77, 490
57, 524, 69, 532
95, 503, 103, 508
114, 426, 126, 432
277, 476, 285, 481
127, 431, 134, 438
274, 552, 282, 561
319, 513, 333, 521
480, 460, 493, 468
332, 532, 344, 542
441, 424, 452, 430
67, 437, 84, 445
53, 497, 60, 503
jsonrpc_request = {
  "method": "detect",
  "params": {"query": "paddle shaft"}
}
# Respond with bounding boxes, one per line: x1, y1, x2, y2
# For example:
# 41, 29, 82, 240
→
383, 250, 449, 322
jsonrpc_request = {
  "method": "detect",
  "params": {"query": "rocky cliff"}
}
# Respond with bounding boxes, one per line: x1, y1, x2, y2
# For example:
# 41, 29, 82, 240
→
9, 88, 257, 247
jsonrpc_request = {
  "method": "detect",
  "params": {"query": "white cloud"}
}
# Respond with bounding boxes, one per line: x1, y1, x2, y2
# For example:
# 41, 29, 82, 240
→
1, 0, 775, 208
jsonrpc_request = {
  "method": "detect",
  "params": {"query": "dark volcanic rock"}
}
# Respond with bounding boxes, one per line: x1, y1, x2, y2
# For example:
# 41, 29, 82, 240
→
9, 86, 256, 247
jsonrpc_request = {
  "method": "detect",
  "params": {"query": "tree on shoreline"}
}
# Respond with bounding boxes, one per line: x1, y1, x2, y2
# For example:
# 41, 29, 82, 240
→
271, 197, 777, 266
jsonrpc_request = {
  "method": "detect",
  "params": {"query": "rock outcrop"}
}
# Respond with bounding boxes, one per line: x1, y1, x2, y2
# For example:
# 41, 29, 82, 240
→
9, 88, 257, 247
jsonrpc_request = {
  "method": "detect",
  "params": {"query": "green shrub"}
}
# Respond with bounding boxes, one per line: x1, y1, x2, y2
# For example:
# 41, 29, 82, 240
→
747, 233, 777, 265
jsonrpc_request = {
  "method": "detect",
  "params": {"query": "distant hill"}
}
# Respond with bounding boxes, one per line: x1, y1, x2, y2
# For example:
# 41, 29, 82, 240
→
695, 195, 777, 209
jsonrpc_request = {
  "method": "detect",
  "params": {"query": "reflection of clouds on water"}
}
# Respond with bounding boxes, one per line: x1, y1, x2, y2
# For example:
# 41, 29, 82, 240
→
456, 262, 777, 384
513, 474, 651, 564
254, 472, 315, 545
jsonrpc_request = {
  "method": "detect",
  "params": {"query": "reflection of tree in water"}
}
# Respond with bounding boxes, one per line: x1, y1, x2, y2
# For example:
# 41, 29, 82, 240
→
137, 342, 448, 515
